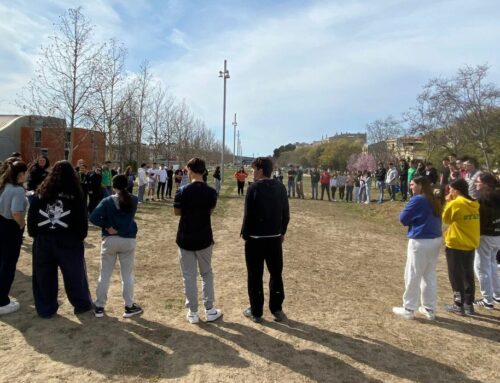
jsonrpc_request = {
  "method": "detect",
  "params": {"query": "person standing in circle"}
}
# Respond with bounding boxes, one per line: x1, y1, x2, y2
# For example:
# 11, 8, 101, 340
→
174, 157, 223, 324
90, 174, 142, 318
0, 161, 28, 315
28, 160, 92, 318
393, 176, 442, 320
241, 157, 290, 323
442, 178, 480, 316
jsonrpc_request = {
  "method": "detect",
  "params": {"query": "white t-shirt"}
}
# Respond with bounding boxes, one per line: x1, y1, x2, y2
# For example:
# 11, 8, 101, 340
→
158, 169, 167, 183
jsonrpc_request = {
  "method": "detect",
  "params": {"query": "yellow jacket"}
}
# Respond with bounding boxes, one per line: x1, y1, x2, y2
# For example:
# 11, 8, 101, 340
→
442, 195, 480, 251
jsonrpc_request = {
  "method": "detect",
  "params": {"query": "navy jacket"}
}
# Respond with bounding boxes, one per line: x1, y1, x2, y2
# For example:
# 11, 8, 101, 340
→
89, 195, 138, 238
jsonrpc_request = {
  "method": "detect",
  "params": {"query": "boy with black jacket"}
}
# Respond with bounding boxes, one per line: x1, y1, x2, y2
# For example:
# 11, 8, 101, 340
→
241, 157, 290, 323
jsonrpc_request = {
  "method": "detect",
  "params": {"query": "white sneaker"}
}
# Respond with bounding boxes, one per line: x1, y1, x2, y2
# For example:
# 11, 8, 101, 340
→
0, 300, 20, 315
392, 306, 414, 320
186, 310, 199, 324
205, 307, 223, 322
418, 306, 436, 320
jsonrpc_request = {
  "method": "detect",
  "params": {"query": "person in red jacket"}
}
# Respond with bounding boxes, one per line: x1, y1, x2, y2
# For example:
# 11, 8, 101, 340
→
234, 166, 248, 196
320, 169, 331, 201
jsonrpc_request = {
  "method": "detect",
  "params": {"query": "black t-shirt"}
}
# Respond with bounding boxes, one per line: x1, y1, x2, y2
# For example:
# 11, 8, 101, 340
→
174, 181, 217, 250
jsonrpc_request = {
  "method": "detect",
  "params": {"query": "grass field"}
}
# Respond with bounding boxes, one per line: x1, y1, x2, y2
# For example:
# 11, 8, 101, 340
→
1, 176, 499, 382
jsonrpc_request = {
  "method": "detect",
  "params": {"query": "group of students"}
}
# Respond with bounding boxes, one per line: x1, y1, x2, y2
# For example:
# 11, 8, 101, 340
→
0, 154, 143, 318
0, 152, 289, 325
392, 167, 500, 320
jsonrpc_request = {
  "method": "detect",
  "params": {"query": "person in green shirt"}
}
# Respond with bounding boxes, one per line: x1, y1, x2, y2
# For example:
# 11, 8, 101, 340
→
407, 160, 417, 198
101, 161, 113, 197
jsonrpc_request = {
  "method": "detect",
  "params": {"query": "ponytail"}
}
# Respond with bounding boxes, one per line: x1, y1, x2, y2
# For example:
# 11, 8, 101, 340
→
113, 174, 133, 213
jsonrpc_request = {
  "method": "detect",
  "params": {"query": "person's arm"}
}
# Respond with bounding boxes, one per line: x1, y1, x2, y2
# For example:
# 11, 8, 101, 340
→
442, 200, 453, 225
89, 198, 108, 227
240, 186, 254, 240
27, 197, 39, 237
173, 187, 183, 216
399, 198, 418, 226
281, 185, 290, 241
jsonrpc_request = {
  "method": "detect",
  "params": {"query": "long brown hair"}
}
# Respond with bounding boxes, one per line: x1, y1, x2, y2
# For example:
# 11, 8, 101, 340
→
412, 176, 442, 217
0, 160, 28, 191
37, 160, 83, 201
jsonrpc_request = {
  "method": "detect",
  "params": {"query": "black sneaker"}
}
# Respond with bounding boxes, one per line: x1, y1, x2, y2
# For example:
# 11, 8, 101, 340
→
272, 310, 287, 322
123, 303, 143, 318
243, 307, 262, 323
94, 306, 105, 318
444, 303, 465, 316
463, 304, 475, 316
74, 305, 92, 315
473, 299, 494, 310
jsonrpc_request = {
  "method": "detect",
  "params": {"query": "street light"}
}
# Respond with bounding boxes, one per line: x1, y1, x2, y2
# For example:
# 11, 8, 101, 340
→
232, 113, 237, 165
219, 59, 230, 183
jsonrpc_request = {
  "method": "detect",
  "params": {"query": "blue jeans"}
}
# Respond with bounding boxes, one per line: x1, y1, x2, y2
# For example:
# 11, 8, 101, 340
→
287, 180, 295, 198
311, 182, 318, 199
137, 184, 146, 202
376, 181, 385, 202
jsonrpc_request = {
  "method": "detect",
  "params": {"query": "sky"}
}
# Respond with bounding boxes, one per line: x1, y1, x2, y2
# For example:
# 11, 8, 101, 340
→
1, 0, 500, 157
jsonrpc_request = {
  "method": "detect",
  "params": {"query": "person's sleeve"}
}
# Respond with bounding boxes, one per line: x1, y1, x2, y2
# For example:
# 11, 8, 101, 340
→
27, 197, 39, 237
211, 190, 217, 209
240, 186, 254, 240
11, 188, 27, 213
442, 201, 453, 225
89, 199, 107, 227
173, 188, 183, 209
281, 185, 290, 235
400, 198, 418, 226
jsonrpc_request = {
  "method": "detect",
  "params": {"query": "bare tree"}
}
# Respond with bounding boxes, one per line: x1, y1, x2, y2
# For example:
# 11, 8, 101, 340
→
130, 61, 152, 165
85, 39, 128, 162
441, 65, 500, 170
17, 7, 103, 162
366, 116, 403, 163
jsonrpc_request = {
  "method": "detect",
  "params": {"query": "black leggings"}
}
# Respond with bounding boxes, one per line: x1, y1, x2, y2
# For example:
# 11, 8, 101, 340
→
237, 181, 245, 195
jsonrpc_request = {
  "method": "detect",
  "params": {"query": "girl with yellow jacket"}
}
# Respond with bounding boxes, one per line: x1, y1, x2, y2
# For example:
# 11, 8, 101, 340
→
442, 178, 480, 316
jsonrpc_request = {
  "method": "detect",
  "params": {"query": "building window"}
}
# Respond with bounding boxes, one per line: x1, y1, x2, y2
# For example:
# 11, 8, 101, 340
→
34, 130, 42, 148
41, 148, 48, 157
64, 149, 69, 160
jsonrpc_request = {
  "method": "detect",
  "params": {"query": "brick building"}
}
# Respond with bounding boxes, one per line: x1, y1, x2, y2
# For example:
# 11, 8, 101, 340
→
0, 115, 105, 166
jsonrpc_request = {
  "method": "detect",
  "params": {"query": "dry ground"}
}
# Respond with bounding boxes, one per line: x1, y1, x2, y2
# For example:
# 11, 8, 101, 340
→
1, 180, 499, 382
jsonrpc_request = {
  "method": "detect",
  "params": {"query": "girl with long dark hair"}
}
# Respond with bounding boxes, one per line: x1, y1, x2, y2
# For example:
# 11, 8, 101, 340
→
472, 173, 500, 309
90, 174, 142, 318
442, 178, 480, 315
27, 155, 50, 192
27, 160, 92, 318
393, 176, 442, 320
0, 161, 28, 315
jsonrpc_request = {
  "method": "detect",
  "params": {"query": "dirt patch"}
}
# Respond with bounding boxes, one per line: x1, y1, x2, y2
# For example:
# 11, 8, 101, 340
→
1, 184, 499, 382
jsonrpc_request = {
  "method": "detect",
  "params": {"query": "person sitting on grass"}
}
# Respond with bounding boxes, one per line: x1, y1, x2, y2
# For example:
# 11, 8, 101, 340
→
393, 176, 442, 320
90, 174, 142, 318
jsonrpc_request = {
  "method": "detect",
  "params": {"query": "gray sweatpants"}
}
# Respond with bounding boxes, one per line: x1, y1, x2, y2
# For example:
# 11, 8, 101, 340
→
95, 236, 136, 308
179, 245, 214, 313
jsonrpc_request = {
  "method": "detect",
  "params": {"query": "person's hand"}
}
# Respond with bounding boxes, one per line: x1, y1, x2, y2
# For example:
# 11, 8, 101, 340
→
106, 227, 118, 235
445, 193, 453, 202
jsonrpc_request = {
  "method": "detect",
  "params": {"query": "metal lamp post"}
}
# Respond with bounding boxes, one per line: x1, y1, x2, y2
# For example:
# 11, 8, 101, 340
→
219, 59, 230, 183
232, 113, 237, 165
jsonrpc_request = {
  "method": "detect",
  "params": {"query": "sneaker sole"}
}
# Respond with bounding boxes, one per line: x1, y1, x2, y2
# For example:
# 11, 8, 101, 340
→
123, 310, 143, 318
418, 307, 435, 320
94, 312, 104, 318
206, 313, 223, 322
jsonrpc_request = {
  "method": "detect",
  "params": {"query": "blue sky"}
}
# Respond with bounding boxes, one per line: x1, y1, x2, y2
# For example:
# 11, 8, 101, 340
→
1, 0, 500, 156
